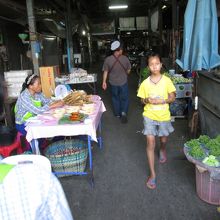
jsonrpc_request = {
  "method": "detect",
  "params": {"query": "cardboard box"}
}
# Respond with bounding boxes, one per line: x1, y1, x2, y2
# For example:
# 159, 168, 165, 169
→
39, 66, 59, 98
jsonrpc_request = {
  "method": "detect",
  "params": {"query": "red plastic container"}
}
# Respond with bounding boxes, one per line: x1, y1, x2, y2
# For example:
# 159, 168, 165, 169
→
0, 132, 23, 158
196, 165, 220, 205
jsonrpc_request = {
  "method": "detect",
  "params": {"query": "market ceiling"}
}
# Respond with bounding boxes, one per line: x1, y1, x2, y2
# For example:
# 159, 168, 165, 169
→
0, 0, 186, 31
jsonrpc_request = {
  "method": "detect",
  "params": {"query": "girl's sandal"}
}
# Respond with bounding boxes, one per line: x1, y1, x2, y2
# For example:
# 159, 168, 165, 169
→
159, 150, 167, 164
146, 177, 156, 189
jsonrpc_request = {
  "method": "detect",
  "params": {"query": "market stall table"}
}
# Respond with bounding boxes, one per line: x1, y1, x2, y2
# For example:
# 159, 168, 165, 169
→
56, 74, 97, 94
25, 95, 106, 183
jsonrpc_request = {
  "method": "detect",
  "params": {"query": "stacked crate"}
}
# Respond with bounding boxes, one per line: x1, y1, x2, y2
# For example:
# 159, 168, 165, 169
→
4, 70, 32, 98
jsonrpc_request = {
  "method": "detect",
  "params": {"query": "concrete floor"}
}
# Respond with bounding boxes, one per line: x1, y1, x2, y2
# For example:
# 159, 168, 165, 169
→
60, 63, 219, 220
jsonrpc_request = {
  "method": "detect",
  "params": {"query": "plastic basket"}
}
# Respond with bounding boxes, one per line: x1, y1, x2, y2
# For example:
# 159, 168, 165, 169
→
44, 139, 88, 177
196, 165, 220, 205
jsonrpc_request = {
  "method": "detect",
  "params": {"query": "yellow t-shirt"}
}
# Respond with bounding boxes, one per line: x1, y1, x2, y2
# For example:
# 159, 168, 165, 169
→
137, 75, 176, 121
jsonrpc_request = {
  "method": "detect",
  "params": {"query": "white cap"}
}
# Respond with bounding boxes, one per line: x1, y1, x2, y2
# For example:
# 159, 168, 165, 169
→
111, 41, 120, 51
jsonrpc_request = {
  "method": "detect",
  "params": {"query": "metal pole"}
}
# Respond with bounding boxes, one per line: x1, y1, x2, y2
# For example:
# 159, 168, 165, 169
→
87, 33, 92, 64
172, 0, 177, 67
26, 0, 39, 75
148, 8, 152, 49
66, 0, 74, 72
158, 0, 163, 55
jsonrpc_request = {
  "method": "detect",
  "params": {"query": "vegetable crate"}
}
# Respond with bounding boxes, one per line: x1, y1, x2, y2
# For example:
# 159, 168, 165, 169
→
195, 165, 220, 205
44, 139, 88, 177
175, 83, 192, 98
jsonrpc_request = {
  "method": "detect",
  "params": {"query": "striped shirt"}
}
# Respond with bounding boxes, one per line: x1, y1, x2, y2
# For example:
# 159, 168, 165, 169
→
15, 89, 52, 124
0, 163, 74, 220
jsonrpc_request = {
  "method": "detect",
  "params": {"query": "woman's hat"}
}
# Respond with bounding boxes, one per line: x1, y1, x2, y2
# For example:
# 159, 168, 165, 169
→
111, 41, 121, 51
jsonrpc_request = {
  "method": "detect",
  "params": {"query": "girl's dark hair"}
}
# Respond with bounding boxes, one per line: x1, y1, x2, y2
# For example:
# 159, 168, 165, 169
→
147, 52, 162, 65
21, 74, 39, 93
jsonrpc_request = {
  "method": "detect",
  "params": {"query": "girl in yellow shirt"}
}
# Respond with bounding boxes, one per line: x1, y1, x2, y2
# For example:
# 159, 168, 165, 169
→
137, 53, 176, 189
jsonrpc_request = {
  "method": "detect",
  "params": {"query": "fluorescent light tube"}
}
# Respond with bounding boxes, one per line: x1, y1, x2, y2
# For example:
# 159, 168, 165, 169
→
109, 5, 128, 10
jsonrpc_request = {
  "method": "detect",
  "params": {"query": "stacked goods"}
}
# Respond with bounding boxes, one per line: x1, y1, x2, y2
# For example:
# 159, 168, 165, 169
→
52, 108, 66, 119
4, 70, 32, 97
40, 91, 94, 121
62, 90, 92, 106
69, 68, 87, 80
65, 106, 81, 114
80, 103, 94, 115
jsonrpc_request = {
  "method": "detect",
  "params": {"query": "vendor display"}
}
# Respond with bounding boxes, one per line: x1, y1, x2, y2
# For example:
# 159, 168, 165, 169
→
163, 72, 192, 84
184, 134, 220, 205
62, 90, 92, 106
139, 68, 192, 84
25, 94, 106, 182
184, 134, 220, 164
55, 68, 97, 84
25, 90, 95, 125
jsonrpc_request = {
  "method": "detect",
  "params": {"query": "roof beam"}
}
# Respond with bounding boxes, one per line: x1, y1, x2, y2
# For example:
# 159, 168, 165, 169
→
0, 0, 26, 14
45, 0, 65, 16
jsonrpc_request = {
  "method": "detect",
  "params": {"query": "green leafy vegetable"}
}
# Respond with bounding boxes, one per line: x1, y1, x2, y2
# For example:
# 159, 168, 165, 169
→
185, 139, 200, 148
206, 139, 219, 149
163, 72, 192, 84
188, 145, 205, 159
215, 135, 220, 143
205, 139, 220, 157
209, 146, 220, 157
203, 155, 219, 167
198, 135, 210, 144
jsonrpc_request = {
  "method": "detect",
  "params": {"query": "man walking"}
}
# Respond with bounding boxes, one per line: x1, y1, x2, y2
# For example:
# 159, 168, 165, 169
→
102, 40, 131, 123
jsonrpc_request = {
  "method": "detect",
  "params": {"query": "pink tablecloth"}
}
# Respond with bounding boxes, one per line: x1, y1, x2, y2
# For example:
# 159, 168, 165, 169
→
25, 96, 106, 143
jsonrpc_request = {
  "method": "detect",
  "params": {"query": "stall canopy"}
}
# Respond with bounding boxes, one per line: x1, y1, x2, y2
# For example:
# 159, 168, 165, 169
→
176, 0, 220, 71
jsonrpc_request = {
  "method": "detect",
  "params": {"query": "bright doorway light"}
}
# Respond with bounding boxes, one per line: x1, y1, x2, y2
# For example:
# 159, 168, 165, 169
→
109, 5, 128, 10
82, 30, 86, 35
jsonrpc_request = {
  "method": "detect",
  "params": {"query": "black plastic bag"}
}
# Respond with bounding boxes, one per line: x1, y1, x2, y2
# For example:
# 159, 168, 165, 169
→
0, 126, 17, 146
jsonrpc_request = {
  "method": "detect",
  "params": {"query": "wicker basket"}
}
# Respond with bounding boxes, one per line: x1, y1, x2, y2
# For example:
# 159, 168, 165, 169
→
44, 139, 88, 176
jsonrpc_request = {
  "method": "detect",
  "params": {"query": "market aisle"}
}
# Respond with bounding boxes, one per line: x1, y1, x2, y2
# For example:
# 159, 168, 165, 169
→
60, 64, 219, 220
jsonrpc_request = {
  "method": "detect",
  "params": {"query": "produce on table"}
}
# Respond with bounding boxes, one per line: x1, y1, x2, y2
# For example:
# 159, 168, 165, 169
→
185, 134, 220, 164
198, 135, 210, 144
58, 113, 87, 124
140, 69, 192, 84
215, 135, 220, 143
209, 144, 220, 157
163, 72, 192, 84
202, 155, 220, 167
140, 67, 150, 81
188, 145, 206, 159
185, 139, 201, 148
206, 139, 220, 150
69, 112, 85, 121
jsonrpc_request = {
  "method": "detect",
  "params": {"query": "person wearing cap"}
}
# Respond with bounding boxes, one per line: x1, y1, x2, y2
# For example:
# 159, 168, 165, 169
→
15, 74, 64, 136
102, 40, 131, 123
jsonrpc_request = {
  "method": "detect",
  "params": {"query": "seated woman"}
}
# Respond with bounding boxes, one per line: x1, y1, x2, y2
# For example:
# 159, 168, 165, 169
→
15, 74, 64, 136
